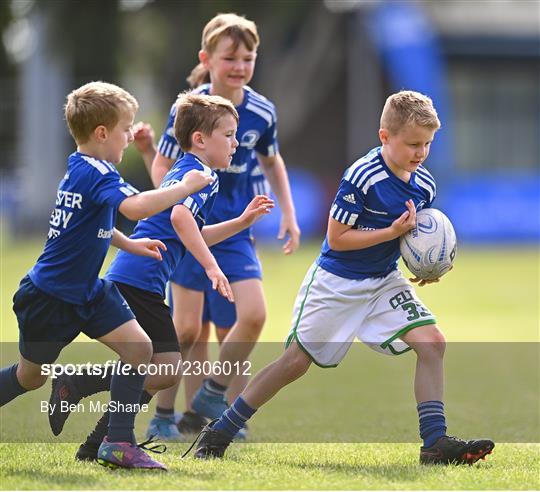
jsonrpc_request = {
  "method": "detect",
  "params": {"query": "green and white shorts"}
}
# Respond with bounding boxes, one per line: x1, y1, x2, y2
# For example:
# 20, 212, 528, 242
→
285, 263, 436, 367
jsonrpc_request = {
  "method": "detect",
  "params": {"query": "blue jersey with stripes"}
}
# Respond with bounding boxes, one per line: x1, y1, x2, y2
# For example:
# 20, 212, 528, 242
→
317, 147, 436, 280
105, 153, 219, 298
157, 84, 277, 245
28, 152, 139, 305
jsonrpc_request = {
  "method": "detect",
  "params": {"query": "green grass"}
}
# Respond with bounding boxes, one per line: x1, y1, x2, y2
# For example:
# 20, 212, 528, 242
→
0, 239, 539, 489
0, 443, 538, 490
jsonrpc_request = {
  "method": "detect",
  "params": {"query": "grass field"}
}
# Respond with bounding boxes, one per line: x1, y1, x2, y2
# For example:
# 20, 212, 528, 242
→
0, 239, 539, 489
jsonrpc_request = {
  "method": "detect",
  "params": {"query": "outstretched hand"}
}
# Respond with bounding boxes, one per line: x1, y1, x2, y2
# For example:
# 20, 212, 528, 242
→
132, 122, 155, 156
278, 214, 301, 255
127, 238, 167, 261
205, 265, 234, 302
240, 195, 275, 227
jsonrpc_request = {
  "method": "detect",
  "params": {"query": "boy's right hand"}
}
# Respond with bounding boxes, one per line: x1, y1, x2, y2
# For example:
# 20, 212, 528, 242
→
205, 265, 234, 303
181, 170, 215, 195
132, 122, 155, 156
390, 199, 417, 237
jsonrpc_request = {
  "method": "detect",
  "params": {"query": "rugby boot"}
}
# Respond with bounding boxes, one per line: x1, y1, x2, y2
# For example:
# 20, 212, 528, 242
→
49, 374, 82, 436
75, 440, 100, 462
182, 420, 232, 459
420, 435, 495, 465
97, 437, 167, 470
177, 410, 208, 435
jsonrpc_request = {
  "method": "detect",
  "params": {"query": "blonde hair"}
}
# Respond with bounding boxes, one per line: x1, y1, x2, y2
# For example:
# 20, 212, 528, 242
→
187, 13, 259, 88
380, 90, 440, 134
174, 92, 239, 150
65, 81, 138, 144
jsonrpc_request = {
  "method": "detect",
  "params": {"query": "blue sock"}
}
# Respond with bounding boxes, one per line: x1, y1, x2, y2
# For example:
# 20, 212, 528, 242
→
107, 362, 146, 444
418, 400, 447, 447
213, 396, 256, 439
0, 364, 28, 406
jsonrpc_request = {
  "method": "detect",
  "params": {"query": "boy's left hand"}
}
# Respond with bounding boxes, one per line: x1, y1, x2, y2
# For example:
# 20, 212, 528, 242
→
240, 195, 275, 226
409, 277, 439, 287
410, 266, 452, 287
127, 238, 167, 261
132, 122, 155, 156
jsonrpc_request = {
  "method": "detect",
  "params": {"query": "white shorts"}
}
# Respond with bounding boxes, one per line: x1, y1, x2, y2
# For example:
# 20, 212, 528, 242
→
286, 263, 436, 367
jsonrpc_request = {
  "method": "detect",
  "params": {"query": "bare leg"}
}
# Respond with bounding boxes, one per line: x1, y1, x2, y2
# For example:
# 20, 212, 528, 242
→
16, 356, 48, 390
212, 279, 266, 388
401, 324, 446, 403
183, 322, 210, 411
155, 284, 204, 410
215, 326, 249, 403
242, 340, 311, 409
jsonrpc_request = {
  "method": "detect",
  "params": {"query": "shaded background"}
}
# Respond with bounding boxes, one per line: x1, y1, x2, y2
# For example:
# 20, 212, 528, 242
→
0, 0, 539, 243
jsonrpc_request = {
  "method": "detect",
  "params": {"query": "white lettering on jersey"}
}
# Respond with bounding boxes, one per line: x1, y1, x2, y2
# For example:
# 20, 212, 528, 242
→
97, 228, 114, 239
56, 191, 83, 209
218, 163, 247, 174
47, 228, 61, 239
343, 193, 356, 204
49, 209, 73, 229
199, 193, 208, 201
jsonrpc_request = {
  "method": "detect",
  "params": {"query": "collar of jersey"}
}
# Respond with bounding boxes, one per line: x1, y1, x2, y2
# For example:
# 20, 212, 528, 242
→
377, 147, 417, 187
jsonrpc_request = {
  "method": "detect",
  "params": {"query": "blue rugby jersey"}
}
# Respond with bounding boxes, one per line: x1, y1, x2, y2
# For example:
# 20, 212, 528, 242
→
105, 153, 219, 298
317, 147, 436, 279
249, 160, 271, 198
28, 152, 139, 305
157, 84, 277, 245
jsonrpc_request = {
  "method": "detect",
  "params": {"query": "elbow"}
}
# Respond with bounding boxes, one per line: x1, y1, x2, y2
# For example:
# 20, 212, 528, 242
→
123, 210, 144, 221
121, 202, 146, 221
327, 236, 341, 251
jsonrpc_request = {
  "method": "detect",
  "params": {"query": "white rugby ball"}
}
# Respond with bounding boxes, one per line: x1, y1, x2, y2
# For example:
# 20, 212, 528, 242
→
399, 208, 457, 280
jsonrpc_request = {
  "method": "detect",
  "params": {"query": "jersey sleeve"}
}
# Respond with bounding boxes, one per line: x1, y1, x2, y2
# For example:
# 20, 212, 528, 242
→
254, 105, 279, 158
415, 167, 437, 207
178, 176, 219, 217
329, 178, 364, 227
88, 168, 139, 209
156, 103, 182, 160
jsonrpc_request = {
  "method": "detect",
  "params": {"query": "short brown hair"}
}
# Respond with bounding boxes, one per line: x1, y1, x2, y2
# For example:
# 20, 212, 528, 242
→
380, 90, 440, 134
187, 13, 259, 88
174, 92, 239, 150
64, 81, 138, 144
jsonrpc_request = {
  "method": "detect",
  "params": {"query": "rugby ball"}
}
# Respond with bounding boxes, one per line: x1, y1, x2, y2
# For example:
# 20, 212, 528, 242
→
399, 208, 457, 280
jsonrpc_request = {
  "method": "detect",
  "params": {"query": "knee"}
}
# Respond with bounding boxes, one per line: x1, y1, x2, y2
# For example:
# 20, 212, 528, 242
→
178, 327, 201, 349
152, 373, 181, 390
237, 309, 266, 338
124, 340, 153, 367
416, 327, 446, 359
19, 371, 47, 391
282, 345, 311, 380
